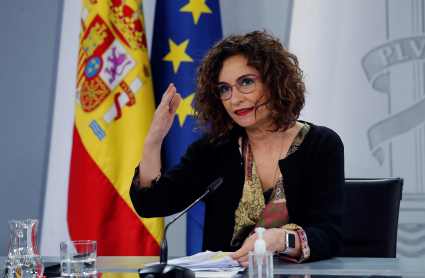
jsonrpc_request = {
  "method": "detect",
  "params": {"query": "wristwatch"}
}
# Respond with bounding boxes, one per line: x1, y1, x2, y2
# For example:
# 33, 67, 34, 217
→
280, 229, 296, 255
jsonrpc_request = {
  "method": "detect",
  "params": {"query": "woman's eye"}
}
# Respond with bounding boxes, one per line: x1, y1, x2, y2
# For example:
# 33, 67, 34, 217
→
219, 85, 231, 92
240, 77, 254, 86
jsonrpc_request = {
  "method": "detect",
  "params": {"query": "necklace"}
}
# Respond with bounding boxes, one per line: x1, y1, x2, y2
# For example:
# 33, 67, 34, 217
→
272, 131, 286, 189
249, 131, 287, 191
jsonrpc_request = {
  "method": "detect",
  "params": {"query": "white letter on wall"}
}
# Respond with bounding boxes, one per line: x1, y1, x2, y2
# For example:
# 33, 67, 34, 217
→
378, 46, 392, 66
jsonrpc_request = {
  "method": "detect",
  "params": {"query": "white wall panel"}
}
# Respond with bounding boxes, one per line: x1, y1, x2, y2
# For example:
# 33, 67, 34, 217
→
290, 0, 425, 257
40, 0, 82, 255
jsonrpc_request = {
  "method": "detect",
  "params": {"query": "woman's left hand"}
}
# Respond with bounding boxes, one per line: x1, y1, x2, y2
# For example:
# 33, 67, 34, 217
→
229, 228, 287, 267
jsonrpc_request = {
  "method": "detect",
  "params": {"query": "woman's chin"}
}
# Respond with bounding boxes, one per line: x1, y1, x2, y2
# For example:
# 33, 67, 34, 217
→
233, 120, 252, 129
236, 119, 270, 130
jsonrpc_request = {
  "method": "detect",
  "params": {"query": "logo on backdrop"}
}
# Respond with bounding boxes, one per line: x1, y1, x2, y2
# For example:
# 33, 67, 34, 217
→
362, 36, 425, 165
76, 2, 150, 141
361, 2, 425, 258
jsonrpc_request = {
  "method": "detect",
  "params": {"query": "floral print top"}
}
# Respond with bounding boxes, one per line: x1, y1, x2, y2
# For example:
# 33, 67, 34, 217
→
231, 123, 311, 263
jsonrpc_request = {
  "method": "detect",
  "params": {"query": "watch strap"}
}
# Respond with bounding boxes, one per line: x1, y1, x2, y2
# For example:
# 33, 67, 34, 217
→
280, 229, 296, 255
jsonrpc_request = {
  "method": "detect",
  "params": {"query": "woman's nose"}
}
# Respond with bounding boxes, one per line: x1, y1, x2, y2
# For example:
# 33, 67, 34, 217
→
230, 88, 244, 104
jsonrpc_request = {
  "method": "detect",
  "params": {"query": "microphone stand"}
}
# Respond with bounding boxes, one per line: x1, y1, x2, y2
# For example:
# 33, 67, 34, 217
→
139, 178, 223, 278
160, 190, 210, 265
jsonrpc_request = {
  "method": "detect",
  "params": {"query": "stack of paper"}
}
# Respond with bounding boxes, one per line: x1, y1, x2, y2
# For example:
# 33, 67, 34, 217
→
143, 251, 246, 277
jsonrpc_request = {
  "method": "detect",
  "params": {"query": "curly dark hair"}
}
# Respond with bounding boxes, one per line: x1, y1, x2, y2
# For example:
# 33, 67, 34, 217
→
194, 30, 306, 145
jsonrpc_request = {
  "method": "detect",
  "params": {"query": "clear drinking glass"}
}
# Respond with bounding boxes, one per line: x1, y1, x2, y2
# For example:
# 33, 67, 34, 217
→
3, 219, 45, 278
60, 240, 97, 278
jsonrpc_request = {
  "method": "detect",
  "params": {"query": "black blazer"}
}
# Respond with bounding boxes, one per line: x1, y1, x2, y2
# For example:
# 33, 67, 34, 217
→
130, 122, 345, 262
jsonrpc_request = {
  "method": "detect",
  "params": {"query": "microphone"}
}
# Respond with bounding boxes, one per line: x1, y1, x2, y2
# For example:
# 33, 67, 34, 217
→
138, 177, 224, 278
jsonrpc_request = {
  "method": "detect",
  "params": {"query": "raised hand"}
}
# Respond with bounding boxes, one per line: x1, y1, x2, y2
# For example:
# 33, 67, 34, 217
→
146, 83, 181, 147
138, 84, 181, 188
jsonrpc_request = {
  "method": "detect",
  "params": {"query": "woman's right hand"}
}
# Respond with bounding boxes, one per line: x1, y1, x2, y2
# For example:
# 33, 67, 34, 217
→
145, 83, 181, 147
138, 84, 181, 187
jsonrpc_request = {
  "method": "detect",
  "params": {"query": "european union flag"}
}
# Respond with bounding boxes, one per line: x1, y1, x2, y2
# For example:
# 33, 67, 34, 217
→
150, 0, 223, 255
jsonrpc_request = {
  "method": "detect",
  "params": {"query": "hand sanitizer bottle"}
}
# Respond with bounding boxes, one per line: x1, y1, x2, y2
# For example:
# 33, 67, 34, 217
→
248, 227, 273, 278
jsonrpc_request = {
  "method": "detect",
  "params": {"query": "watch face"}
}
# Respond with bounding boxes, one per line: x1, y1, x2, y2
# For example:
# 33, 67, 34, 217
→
287, 233, 296, 248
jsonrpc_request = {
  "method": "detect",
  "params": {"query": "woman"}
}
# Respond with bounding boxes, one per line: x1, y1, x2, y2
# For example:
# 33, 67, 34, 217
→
130, 31, 344, 265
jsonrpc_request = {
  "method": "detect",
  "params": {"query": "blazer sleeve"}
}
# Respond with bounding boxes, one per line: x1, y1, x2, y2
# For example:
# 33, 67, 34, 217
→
302, 132, 345, 261
130, 134, 211, 218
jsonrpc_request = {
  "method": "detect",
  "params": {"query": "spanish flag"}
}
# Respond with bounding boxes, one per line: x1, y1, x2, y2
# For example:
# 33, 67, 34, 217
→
68, 0, 163, 256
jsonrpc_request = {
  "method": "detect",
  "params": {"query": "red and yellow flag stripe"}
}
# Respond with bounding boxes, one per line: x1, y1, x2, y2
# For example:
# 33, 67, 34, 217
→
68, 0, 163, 257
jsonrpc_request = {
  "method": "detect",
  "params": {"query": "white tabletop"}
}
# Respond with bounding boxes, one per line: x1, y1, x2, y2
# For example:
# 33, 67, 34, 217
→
3, 256, 425, 277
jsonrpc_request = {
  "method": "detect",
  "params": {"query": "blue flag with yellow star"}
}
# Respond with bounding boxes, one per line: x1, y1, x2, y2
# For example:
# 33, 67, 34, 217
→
151, 0, 222, 255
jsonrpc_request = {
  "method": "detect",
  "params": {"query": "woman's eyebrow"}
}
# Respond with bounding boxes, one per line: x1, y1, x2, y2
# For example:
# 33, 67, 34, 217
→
237, 74, 255, 80
218, 74, 255, 84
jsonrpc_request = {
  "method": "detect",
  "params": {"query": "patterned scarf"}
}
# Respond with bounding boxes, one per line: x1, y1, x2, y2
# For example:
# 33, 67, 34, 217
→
230, 123, 310, 247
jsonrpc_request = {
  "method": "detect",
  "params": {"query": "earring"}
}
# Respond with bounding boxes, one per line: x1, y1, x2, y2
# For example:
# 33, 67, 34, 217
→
227, 119, 234, 130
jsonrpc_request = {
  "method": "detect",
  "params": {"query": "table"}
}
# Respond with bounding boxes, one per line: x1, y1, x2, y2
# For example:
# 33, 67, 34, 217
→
2, 256, 425, 277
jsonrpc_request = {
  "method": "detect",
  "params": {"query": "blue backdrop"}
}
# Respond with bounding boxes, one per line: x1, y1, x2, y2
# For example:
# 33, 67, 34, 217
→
150, 0, 223, 255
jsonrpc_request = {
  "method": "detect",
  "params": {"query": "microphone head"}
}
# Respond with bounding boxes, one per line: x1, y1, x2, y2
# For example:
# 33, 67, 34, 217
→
206, 177, 223, 195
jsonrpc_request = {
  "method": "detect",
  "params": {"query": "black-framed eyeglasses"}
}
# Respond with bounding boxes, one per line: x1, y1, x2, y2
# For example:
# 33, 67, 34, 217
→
212, 74, 260, 100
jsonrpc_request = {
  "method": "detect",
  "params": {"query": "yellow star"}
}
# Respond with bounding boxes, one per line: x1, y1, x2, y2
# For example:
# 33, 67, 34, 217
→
180, 0, 212, 25
163, 39, 193, 73
176, 93, 195, 127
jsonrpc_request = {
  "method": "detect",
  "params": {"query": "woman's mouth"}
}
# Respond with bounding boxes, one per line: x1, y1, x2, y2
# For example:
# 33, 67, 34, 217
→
234, 108, 254, 116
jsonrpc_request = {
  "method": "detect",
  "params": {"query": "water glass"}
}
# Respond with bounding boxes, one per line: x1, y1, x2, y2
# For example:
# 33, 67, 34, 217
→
60, 240, 97, 278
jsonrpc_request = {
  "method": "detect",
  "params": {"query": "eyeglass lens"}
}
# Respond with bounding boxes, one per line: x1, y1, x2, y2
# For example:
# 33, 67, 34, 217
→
213, 75, 257, 100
